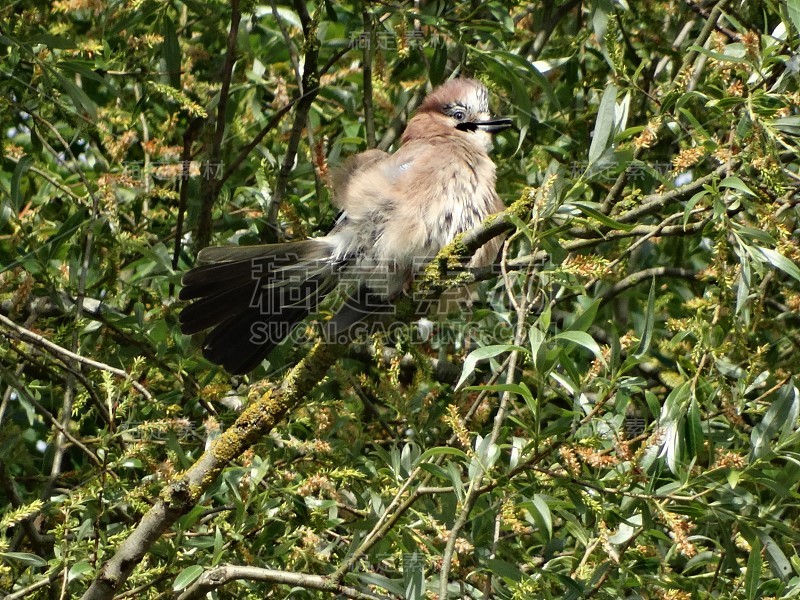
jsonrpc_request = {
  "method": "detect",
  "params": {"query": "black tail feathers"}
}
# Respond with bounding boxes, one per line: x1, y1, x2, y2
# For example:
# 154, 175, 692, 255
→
179, 241, 333, 374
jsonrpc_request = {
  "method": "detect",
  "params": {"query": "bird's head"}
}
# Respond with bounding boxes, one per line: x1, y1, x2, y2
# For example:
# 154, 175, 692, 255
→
402, 78, 513, 150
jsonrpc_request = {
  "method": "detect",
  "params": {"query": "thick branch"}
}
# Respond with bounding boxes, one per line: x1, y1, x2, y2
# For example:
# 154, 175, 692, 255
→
79, 341, 340, 599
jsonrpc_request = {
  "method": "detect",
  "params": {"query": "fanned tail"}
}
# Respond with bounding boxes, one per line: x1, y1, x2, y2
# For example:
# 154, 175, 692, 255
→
179, 240, 335, 374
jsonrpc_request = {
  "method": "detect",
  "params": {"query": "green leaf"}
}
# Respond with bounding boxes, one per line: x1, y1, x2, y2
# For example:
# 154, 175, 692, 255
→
745, 536, 762, 600
659, 381, 691, 473
484, 558, 523, 582
755, 247, 800, 283
553, 331, 605, 365
687, 43, 748, 63
531, 494, 553, 538
529, 326, 546, 369
685, 397, 703, 459
762, 533, 793, 580
173, 565, 204, 591
750, 382, 799, 458
464, 383, 534, 407
403, 551, 424, 600
588, 83, 618, 165
68, 560, 94, 581
572, 202, 635, 231
720, 176, 757, 197
429, 44, 447, 86
736, 255, 752, 315
684, 190, 709, 228
356, 572, 405, 596
784, 0, 800, 35
417, 446, 469, 463
769, 114, 800, 134
634, 278, 656, 358
212, 527, 223, 565
677, 107, 712, 141
11, 155, 33, 211
162, 15, 182, 89
455, 344, 529, 390
54, 70, 97, 118
1, 552, 48, 567
568, 299, 601, 333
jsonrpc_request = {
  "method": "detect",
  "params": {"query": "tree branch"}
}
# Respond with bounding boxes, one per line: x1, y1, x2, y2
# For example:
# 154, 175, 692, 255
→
177, 564, 388, 600
196, 0, 241, 249
615, 161, 736, 224
598, 266, 697, 305
0, 313, 153, 402
80, 340, 340, 599
361, 8, 376, 147
263, 1, 321, 242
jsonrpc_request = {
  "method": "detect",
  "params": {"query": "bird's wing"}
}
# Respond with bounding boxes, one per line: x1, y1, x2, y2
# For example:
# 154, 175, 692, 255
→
330, 148, 389, 211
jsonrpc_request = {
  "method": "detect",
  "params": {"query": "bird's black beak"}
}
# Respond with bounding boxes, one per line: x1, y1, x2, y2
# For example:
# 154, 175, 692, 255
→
456, 117, 514, 134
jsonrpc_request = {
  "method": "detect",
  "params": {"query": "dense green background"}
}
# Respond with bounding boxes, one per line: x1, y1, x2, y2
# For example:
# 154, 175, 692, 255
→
2, 0, 800, 598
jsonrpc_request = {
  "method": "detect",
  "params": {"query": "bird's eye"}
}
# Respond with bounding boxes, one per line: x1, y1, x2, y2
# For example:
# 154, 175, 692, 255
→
452, 110, 466, 121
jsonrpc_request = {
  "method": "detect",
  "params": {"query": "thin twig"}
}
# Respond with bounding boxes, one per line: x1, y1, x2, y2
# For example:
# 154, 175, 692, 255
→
171, 117, 203, 285
599, 267, 696, 305
196, 0, 241, 249
0, 365, 102, 467
178, 564, 389, 600
79, 340, 340, 599
362, 8, 376, 147
439, 235, 534, 597
263, 0, 321, 242
3, 570, 62, 600
0, 313, 153, 401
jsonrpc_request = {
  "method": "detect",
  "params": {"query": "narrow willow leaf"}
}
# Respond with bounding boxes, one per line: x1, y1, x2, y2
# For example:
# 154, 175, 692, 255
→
720, 176, 757, 196
417, 447, 469, 463
553, 331, 605, 365
67, 561, 93, 581
736, 257, 751, 316
529, 326, 546, 369
162, 15, 182, 89
756, 246, 800, 283
455, 344, 529, 390
11, 155, 33, 211
685, 397, 703, 459
54, 70, 97, 118
464, 383, 534, 407
750, 382, 798, 458
531, 494, 553, 538
588, 83, 618, 165
687, 43, 748, 63
569, 298, 601, 333
684, 190, 708, 228
762, 533, 793, 580
572, 202, 635, 231
784, 0, 800, 35
484, 558, 524, 582
170, 565, 201, 593
634, 278, 656, 358
1, 552, 48, 567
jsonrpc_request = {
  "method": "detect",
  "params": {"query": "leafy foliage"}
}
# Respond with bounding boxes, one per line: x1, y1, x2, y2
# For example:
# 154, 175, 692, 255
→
1, 0, 800, 598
